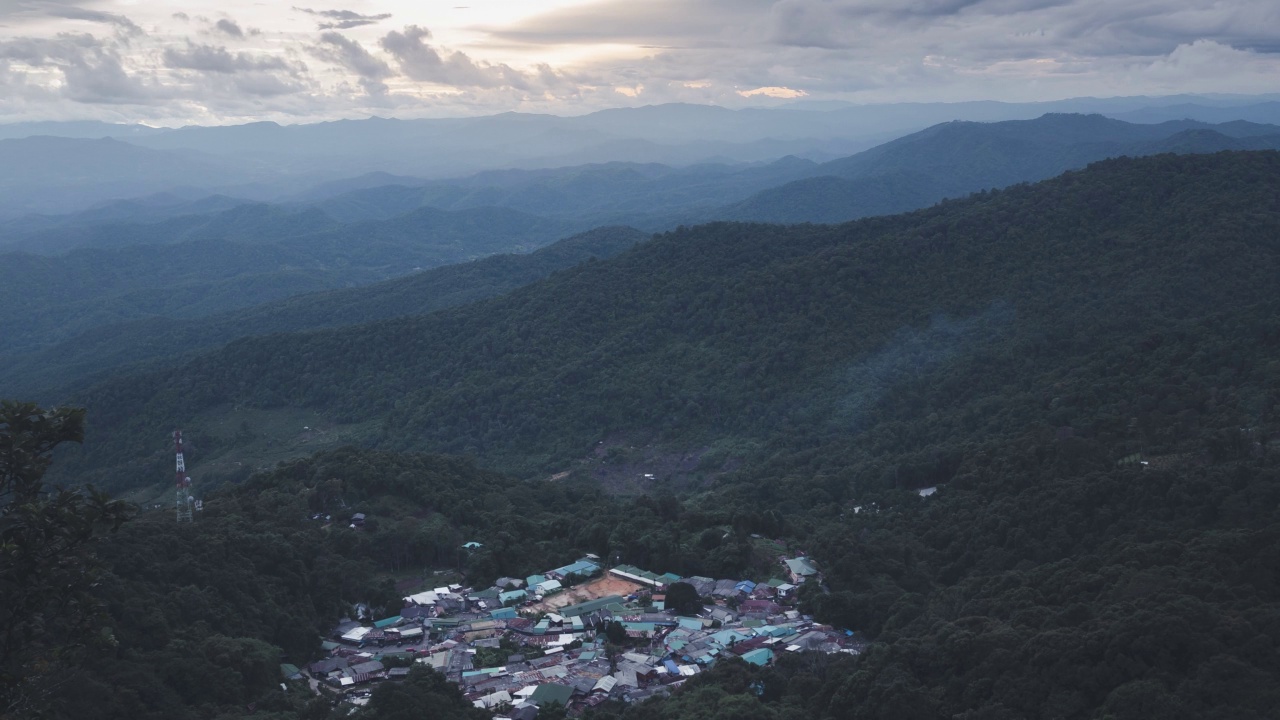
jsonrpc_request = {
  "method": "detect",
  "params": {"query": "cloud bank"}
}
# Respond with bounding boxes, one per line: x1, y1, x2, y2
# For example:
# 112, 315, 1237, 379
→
0, 0, 1276, 123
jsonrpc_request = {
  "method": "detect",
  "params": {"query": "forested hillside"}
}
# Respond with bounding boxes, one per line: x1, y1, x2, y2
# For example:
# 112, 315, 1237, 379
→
9, 150, 1280, 720
57, 152, 1280, 501
0, 226, 647, 400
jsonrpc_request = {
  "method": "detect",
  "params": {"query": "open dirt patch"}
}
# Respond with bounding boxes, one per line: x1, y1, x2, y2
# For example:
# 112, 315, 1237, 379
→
527, 574, 646, 614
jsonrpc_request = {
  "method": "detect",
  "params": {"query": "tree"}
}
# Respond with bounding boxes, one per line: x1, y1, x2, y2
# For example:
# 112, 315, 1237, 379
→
665, 581, 703, 616
0, 401, 131, 717
358, 665, 487, 719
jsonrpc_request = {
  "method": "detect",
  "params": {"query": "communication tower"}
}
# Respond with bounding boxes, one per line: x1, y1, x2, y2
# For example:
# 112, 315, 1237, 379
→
174, 429, 194, 523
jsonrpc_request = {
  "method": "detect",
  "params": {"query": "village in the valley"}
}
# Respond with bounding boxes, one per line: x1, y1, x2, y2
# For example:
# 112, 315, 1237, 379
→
294, 519, 864, 718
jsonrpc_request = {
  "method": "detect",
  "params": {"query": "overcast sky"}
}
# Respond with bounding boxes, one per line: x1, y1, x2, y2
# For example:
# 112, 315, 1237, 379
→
1, 0, 1278, 125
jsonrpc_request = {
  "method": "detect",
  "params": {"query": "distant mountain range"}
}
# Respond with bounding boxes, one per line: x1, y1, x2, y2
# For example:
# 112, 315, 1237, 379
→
3, 95, 1280, 217
718, 115, 1280, 223
4, 112, 1279, 395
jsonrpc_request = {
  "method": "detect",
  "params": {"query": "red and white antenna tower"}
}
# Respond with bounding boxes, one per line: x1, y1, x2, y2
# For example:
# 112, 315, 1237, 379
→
174, 429, 194, 523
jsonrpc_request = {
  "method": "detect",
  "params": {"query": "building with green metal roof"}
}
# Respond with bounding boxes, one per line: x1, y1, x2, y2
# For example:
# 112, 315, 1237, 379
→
558, 594, 625, 617
530, 683, 574, 706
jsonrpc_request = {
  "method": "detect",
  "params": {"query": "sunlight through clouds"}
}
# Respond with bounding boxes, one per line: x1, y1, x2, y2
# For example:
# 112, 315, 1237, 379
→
0, 0, 1278, 122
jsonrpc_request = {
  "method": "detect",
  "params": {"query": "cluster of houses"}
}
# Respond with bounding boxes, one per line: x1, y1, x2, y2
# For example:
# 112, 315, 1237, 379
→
303, 550, 858, 717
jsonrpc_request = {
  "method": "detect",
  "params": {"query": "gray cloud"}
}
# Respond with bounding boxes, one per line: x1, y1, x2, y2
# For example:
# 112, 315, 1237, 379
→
380, 25, 529, 89
48, 7, 142, 36
0, 32, 157, 104
163, 44, 293, 74
294, 7, 392, 30
215, 19, 244, 38
311, 31, 391, 94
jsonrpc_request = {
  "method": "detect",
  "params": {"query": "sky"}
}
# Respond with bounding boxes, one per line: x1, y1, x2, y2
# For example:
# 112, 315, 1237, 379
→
0, 0, 1278, 125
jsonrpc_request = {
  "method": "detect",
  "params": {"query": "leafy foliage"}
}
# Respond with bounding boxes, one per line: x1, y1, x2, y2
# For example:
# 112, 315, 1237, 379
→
0, 402, 130, 717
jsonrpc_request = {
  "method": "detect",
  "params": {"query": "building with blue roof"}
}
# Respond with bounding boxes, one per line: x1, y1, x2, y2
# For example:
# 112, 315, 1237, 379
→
742, 648, 774, 666
550, 559, 601, 579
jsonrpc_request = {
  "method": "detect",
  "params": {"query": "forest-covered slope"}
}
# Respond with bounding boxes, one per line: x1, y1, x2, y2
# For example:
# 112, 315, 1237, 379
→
0, 226, 647, 400
55, 152, 1280, 499
11, 150, 1280, 720
0, 204, 580, 355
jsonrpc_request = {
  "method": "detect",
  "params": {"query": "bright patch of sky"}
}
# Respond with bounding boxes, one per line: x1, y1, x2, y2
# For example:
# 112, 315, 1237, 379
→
1, 0, 1278, 124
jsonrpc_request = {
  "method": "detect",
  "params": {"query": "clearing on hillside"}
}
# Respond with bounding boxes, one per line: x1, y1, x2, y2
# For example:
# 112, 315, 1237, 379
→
527, 574, 646, 614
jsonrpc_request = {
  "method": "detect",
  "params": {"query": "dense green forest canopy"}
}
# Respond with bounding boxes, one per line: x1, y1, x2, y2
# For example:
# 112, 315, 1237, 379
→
0, 226, 647, 402
57, 152, 1280, 499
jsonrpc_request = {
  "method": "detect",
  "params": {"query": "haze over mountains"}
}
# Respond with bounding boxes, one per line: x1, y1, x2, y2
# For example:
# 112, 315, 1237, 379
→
5, 90, 1280, 720
42, 151, 1280, 494
3, 94, 1280, 218
4, 108, 1280, 412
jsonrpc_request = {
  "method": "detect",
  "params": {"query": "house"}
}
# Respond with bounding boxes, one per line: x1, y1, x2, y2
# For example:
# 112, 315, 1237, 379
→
404, 590, 438, 606
536, 579, 563, 596
509, 704, 539, 720
462, 541, 484, 550
472, 690, 512, 709
350, 660, 385, 675
500, 589, 528, 605
709, 607, 736, 624
309, 657, 347, 675
685, 576, 717, 597
711, 579, 739, 597
529, 683, 575, 707
741, 648, 774, 666
610, 565, 671, 588
350, 513, 366, 527
400, 605, 428, 619
784, 557, 818, 583
558, 595, 625, 618
340, 626, 372, 645
739, 600, 782, 617
549, 559, 601, 580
